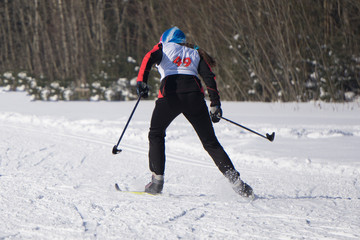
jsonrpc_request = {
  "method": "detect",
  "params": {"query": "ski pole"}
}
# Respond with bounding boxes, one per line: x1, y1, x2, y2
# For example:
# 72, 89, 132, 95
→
112, 95, 142, 154
219, 116, 275, 142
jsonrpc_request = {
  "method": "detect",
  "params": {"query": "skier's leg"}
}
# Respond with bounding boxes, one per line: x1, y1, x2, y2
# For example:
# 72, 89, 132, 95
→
182, 93, 237, 176
181, 93, 254, 197
148, 96, 181, 175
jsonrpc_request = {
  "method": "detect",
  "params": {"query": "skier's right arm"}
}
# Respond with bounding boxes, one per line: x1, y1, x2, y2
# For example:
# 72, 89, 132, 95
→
198, 57, 222, 123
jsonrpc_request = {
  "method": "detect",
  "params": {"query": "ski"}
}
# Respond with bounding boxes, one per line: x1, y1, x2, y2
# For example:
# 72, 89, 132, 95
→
114, 183, 155, 195
115, 183, 255, 199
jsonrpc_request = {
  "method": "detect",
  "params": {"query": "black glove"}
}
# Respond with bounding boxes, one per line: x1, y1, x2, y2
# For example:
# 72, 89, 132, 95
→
137, 81, 149, 98
210, 105, 222, 123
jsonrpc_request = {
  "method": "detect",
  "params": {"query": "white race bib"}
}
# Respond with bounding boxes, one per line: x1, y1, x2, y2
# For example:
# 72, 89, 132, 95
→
157, 42, 200, 80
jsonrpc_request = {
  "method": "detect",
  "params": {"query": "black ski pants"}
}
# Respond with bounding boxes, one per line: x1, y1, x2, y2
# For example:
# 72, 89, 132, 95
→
148, 92, 238, 179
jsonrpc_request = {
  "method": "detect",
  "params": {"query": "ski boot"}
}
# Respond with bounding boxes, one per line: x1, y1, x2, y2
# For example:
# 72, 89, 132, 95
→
225, 169, 254, 198
145, 173, 164, 194
231, 178, 254, 198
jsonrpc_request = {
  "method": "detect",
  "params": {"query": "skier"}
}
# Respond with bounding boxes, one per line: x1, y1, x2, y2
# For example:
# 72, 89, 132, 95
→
136, 26, 253, 198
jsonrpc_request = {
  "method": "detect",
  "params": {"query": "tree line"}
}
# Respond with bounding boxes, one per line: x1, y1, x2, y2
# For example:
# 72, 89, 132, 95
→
1, 0, 359, 101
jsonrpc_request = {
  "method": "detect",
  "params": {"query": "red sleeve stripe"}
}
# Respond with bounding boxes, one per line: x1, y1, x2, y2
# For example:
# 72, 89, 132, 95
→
137, 44, 161, 82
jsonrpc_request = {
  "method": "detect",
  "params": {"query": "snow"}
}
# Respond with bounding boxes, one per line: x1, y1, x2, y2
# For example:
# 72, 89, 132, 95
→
1, 88, 360, 239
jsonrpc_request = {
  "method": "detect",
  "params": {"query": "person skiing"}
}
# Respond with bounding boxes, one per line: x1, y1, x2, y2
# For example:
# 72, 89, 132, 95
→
136, 26, 253, 198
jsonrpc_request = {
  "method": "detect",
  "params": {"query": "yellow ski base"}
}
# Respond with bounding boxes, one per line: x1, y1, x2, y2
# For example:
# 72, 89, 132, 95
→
115, 183, 156, 195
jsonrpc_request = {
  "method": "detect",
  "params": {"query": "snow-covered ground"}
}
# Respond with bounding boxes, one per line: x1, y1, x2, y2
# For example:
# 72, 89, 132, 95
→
1, 88, 359, 239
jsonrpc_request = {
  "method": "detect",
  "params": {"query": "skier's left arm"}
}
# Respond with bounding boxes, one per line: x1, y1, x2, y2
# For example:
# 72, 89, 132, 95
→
136, 43, 163, 97
137, 43, 163, 83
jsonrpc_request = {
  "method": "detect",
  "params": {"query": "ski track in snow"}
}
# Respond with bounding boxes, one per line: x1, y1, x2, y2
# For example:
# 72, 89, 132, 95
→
0, 91, 360, 239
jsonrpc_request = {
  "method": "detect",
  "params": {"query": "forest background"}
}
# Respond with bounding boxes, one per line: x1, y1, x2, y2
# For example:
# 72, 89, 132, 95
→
0, 0, 359, 102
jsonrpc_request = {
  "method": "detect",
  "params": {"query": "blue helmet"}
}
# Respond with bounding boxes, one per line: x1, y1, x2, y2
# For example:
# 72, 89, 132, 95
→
160, 27, 186, 44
